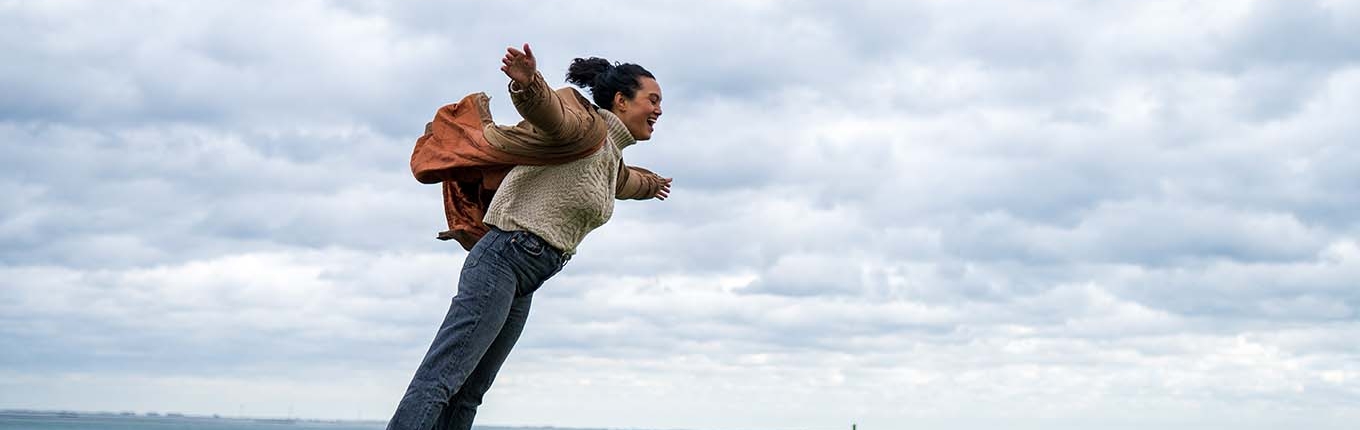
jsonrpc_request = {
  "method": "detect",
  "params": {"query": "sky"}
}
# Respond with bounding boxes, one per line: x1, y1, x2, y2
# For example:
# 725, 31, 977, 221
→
2, 0, 1359, 429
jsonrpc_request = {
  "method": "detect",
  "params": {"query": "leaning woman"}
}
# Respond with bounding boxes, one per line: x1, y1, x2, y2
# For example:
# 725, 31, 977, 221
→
387, 43, 671, 430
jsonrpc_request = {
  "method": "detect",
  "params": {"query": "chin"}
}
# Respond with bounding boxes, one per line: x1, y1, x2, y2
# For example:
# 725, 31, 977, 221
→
628, 123, 654, 141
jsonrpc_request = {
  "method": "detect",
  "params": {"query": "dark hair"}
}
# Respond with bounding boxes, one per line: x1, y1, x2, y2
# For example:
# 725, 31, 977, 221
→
565, 57, 655, 110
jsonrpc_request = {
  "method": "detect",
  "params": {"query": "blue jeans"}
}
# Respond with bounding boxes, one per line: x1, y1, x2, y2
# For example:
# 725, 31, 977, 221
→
387, 227, 568, 430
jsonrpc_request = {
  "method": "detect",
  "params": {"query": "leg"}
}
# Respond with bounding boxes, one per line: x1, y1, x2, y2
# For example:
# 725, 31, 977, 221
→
387, 232, 519, 430
440, 293, 534, 430
439, 230, 565, 429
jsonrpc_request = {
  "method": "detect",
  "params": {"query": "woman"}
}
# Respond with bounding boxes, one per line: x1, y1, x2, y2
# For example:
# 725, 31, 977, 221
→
387, 44, 671, 430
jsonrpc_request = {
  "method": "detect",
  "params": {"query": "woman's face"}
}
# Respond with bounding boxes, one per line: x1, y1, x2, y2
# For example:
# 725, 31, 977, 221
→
614, 77, 663, 141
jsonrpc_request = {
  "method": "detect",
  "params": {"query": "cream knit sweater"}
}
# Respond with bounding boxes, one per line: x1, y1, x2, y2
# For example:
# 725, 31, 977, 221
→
482, 109, 637, 255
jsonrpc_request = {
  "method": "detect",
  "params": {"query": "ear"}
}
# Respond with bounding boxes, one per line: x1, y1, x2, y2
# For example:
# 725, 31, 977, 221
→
613, 91, 627, 111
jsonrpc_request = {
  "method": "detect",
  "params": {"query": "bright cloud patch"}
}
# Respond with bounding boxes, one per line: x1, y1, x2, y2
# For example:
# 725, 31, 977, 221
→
3, 0, 1359, 429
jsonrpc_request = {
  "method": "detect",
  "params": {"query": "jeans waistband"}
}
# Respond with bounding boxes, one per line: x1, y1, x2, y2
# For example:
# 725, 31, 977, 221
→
489, 226, 570, 265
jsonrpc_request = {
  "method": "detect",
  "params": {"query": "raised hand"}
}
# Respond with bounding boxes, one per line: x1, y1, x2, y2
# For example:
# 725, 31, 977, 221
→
500, 43, 537, 85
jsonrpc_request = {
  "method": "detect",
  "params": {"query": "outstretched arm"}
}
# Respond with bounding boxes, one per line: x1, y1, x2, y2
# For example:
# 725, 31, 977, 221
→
498, 43, 603, 146
616, 164, 673, 201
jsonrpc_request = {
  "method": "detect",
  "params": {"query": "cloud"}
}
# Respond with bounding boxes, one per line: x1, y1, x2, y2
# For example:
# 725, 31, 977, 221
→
1221, 0, 1360, 70
0, 250, 460, 375
3, 0, 1360, 429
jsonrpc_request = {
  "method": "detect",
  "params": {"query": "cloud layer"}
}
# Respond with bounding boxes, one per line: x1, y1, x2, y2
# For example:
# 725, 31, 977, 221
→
3, 1, 1359, 429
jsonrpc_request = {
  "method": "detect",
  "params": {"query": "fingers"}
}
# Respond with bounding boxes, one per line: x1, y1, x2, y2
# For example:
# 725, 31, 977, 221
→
505, 44, 533, 60
655, 178, 673, 200
501, 46, 528, 79
503, 47, 524, 68
502, 44, 536, 72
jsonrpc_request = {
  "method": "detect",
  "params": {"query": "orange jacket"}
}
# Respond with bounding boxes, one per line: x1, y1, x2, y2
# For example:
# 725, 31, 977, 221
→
410, 90, 664, 250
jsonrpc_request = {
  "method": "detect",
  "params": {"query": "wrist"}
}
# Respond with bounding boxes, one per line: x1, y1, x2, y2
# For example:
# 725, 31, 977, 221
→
508, 71, 542, 95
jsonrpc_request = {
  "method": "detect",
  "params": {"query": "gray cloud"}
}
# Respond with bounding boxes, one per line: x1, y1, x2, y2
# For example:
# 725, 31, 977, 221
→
4, 0, 1360, 428
1221, 0, 1360, 70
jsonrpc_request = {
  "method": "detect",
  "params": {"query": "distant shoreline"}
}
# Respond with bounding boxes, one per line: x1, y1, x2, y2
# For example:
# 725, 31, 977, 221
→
0, 409, 385, 425
0, 409, 644, 430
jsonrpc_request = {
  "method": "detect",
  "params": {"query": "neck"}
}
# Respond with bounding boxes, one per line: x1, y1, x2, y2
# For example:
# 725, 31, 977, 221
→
597, 109, 638, 149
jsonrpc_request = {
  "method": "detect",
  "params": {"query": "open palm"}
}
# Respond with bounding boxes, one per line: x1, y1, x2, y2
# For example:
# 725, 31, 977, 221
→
500, 43, 537, 84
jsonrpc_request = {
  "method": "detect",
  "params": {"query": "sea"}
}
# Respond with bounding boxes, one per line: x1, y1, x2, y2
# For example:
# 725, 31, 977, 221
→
0, 411, 604, 430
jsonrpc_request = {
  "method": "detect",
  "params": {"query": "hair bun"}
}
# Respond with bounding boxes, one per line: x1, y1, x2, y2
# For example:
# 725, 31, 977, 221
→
565, 57, 613, 88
